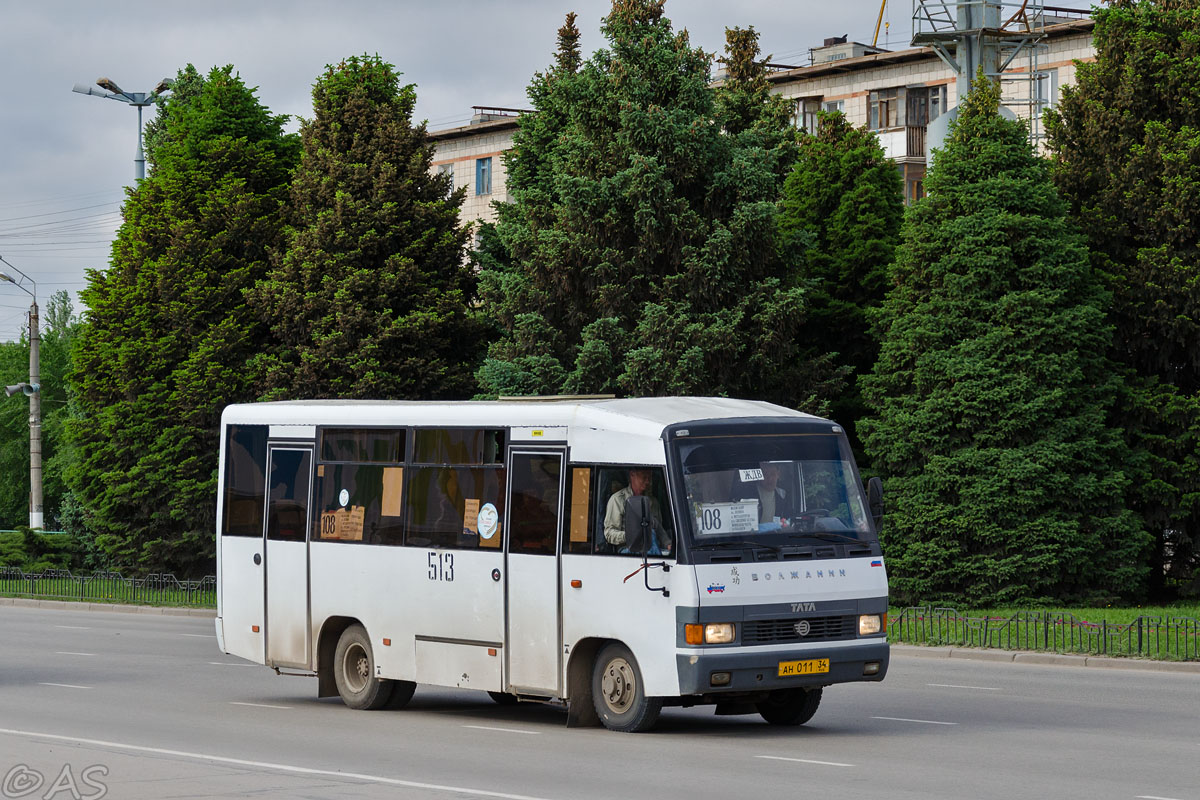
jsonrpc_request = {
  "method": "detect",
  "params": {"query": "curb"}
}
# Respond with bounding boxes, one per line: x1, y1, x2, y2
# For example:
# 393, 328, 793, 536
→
890, 643, 1200, 673
0, 596, 216, 619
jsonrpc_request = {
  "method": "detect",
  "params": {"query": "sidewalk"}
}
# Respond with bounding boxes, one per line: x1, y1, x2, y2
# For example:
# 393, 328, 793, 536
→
0, 595, 216, 618
891, 643, 1200, 674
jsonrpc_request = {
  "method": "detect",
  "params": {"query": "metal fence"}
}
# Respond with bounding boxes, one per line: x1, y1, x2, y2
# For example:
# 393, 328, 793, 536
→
0, 567, 216, 607
889, 606, 1200, 661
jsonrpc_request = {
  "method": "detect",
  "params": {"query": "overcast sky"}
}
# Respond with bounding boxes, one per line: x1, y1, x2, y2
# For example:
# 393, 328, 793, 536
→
0, 0, 1086, 341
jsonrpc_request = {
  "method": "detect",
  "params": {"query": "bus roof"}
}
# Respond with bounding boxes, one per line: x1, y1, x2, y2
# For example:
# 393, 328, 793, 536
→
220, 397, 822, 464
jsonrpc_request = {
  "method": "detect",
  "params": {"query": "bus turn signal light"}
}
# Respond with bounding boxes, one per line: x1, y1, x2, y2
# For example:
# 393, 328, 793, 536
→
685, 624, 704, 645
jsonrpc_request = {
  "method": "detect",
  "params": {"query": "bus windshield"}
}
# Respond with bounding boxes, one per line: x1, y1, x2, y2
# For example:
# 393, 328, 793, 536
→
676, 434, 875, 544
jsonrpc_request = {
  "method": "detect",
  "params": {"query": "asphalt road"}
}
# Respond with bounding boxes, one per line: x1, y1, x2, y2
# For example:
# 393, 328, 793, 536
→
0, 605, 1196, 800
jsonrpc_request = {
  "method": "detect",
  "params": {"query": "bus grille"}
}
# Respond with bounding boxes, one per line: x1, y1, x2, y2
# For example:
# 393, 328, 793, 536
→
742, 615, 857, 644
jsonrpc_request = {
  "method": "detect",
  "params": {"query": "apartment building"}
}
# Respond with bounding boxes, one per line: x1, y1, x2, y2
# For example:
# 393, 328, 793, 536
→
429, 16, 1095, 228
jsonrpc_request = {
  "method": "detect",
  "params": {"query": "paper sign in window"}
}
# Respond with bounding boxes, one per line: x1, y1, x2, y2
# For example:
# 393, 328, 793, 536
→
381, 467, 404, 517
570, 468, 591, 543
320, 506, 365, 540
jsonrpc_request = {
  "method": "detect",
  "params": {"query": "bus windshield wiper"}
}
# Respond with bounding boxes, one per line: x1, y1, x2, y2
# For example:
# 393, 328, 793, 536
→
692, 540, 782, 554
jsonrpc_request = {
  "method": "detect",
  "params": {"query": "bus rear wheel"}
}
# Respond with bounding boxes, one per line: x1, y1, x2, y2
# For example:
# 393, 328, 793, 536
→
333, 624, 394, 710
756, 687, 822, 726
592, 643, 662, 733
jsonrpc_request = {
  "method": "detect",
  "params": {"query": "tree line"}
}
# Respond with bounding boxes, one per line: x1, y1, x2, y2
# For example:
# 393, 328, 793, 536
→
0, 0, 1195, 605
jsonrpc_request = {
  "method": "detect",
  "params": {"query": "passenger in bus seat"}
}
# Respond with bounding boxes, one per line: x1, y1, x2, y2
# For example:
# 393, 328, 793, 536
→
603, 468, 672, 555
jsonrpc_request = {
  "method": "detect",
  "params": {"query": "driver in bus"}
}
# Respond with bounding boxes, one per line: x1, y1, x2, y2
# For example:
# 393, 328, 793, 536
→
603, 468, 672, 555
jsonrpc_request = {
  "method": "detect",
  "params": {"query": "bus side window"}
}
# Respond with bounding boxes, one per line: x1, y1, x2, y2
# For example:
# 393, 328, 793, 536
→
222, 425, 268, 536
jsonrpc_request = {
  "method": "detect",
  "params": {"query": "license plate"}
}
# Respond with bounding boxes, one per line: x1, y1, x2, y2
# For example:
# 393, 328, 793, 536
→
777, 658, 830, 677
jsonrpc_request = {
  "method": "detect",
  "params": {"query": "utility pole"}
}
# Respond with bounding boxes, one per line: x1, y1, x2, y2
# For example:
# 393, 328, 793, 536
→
0, 257, 42, 528
72, 76, 172, 181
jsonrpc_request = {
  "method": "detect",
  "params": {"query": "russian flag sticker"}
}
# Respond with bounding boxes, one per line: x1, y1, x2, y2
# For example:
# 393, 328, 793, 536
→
870, 560, 883, 567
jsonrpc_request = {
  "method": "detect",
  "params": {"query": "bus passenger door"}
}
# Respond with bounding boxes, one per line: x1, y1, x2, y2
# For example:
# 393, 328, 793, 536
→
504, 449, 564, 695
264, 445, 313, 669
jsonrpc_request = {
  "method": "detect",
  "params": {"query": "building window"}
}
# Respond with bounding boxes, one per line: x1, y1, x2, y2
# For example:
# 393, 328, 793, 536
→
1035, 69, 1059, 110
793, 98, 821, 135
476, 157, 492, 195
869, 88, 900, 130
823, 99, 845, 115
437, 163, 454, 197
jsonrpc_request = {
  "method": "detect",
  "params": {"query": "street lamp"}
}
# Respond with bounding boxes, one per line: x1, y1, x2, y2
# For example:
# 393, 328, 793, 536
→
0, 256, 42, 529
72, 76, 172, 181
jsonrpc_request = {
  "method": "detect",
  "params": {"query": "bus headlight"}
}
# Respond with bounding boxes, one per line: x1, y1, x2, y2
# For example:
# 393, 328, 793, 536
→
858, 614, 883, 635
705, 623, 735, 644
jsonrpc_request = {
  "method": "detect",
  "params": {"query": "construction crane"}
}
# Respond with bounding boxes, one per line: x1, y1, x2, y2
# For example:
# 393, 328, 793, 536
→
873, 0, 889, 47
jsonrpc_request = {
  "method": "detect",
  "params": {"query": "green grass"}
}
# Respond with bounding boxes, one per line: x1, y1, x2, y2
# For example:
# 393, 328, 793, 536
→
0, 578, 214, 608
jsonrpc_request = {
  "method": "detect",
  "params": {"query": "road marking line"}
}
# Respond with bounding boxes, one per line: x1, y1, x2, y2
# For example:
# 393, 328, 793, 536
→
229, 701, 292, 710
756, 755, 854, 768
55, 652, 96, 657
179, 633, 211, 638
0, 728, 558, 800
207, 661, 257, 667
38, 683, 92, 690
927, 683, 1001, 691
872, 716, 958, 726
1136, 796, 1184, 800
54, 625, 90, 630
462, 725, 542, 735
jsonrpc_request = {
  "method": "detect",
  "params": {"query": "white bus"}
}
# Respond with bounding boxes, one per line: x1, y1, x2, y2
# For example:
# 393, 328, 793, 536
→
216, 397, 889, 732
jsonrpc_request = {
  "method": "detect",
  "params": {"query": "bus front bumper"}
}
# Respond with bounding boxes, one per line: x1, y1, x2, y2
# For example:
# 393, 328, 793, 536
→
675, 641, 889, 695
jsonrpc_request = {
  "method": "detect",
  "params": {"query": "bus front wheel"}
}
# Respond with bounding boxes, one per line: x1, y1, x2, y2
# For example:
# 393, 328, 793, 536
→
592, 643, 662, 733
756, 687, 822, 725
333, 624, 394, 710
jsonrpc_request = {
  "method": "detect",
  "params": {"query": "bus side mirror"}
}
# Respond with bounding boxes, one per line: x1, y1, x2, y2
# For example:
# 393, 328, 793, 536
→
866, 477, 883, 531
625, 495, 653, 555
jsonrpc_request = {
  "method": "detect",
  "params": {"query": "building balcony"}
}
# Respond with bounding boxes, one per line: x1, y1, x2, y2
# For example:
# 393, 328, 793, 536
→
875, 125, 927, 163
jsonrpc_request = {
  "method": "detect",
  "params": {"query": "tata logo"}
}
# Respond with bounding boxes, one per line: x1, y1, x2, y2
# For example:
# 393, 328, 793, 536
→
791, 602, 817, 613
794, 620, 812, 637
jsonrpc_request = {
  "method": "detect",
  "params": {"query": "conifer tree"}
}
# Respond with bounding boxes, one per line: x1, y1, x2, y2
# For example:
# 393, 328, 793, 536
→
1046, 0, 1200, 595
779, 112, 903, 454
251, 55, 480, 400
861, 75, 1147, 604
478, 4, 838, 409
69, 65, 297, 573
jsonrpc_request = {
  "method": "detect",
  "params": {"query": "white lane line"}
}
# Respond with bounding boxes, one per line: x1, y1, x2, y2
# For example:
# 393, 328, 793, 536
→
208, 661, 257, 667
38, 683, 92, 690
0, 727, 558, 800
927, 683, 1002, 691
54, 625, 90, 630
462, 725, 542, 736
756, 755, 854, 768
229, 701, 292, 710
55, 652, 96, 657
1136, 796, 1184, 800
179, 633, 212, 638
872, 716, 958, 726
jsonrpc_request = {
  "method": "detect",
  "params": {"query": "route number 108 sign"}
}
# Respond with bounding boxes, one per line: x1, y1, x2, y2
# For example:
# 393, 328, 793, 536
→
696, 501, 758, 535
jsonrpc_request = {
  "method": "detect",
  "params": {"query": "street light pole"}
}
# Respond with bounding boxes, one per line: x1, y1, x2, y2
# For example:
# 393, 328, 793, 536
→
0, 257, 42, 529
72, 76, 172, 181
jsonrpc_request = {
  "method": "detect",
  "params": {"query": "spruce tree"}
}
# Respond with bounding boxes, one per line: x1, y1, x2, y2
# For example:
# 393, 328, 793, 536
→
69, 65, 297, 574
478, 4, 838, 409
779, 112, 903, 454
1046, 0, 1200, 596
251, 55, 480, 400
861, 75, 1147, 604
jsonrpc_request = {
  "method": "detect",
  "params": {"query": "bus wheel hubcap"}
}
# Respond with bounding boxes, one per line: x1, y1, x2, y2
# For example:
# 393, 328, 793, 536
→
601, 657, 635, 713
344, 643, 369, 693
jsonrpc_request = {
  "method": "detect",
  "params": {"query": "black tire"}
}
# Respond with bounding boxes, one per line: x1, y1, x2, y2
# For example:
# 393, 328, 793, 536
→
756, 687, 822, 726
333, 624, 394, 710
384, 680, 417, 710
592, 642, 662, 732
488, 691, 519, 706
